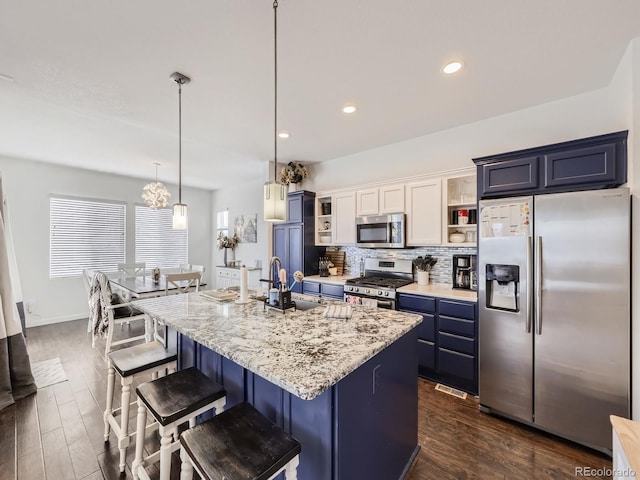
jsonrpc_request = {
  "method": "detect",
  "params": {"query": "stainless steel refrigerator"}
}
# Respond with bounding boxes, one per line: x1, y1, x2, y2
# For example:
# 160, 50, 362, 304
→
478, 188, 630, 453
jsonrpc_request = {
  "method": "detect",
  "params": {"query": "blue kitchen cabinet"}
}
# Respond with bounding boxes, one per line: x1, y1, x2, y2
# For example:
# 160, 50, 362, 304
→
437, 299, 477, 394
474, 130, 628, 198
398, 293, 478, 394
480, 156, 540, 196
302, 280, 321, 296
302, 280, 344, 300
273, 191, 323, 293
398, 293, 437, 379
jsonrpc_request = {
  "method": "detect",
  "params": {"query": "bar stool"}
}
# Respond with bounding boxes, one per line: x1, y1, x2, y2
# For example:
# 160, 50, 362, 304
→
131, 367, 226, 480
104, 341, 178, 473
179, 402, 301, 480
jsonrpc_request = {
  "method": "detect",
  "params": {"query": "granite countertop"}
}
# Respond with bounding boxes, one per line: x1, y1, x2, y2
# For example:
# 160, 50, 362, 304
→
134, 293, 421, 401
303, 275, 355, 285
397, 283, 478, 302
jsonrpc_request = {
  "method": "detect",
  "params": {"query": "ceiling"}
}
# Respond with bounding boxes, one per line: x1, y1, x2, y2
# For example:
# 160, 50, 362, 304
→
1, 1, 639, 191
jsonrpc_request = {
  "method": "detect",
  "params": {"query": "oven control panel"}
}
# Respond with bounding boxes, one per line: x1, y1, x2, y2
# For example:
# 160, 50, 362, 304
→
344, 285, 393, 298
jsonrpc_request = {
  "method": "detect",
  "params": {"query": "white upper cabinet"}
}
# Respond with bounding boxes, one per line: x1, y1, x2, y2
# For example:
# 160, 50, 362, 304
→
405, 178, 442, 246
332, 191, 356, 245
442, 173, 477, 245
356, 184, 405, 216
356, 188, 379, 216
379, 184, 405, 213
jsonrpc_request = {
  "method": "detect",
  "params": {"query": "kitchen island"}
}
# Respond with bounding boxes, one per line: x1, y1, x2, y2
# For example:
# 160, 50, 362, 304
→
134, 293, 422, 480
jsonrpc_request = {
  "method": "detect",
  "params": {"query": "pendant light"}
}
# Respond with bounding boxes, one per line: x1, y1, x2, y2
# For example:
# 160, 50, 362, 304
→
141, 162, 171, 209
263, 0, 288, 222
170, 71, 190, 229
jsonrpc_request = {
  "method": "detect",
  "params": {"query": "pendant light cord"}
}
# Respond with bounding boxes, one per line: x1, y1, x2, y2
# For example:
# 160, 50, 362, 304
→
178, 81, 183, 204
273, 0, 278, 183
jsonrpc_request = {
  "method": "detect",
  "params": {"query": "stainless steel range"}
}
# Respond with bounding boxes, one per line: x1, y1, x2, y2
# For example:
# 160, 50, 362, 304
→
344, 258, 414, 309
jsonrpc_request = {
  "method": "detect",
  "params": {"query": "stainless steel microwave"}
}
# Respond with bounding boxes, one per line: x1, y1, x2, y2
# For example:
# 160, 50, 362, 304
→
356, 213, 405, 248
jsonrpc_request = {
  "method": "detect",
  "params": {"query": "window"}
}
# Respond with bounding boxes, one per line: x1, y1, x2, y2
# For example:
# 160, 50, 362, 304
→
50, 196, 126, 278
216, 210, 229, 238
135, 205, 188, 268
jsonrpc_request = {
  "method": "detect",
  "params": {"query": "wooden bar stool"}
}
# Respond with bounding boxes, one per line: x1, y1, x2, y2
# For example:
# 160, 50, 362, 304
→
131, 367, 226, 480
179, 402, 301, 480
104, 341, 178, 473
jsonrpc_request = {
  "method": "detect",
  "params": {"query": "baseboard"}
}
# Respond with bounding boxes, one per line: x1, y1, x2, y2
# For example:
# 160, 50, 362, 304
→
26, 313, 87, 329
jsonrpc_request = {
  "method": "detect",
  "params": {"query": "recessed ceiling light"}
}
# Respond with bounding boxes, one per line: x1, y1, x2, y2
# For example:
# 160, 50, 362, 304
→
442, 62, 462, 75
278, 131, 290, 139
442, 61, 463, 75
342, 104, 357, 114
0, 73, 14, 82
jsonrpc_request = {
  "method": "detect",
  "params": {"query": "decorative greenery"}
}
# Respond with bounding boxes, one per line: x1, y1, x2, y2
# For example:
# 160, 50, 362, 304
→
279, 161, 309, 185
413, 255, 437, 272
217, 232, 239, 250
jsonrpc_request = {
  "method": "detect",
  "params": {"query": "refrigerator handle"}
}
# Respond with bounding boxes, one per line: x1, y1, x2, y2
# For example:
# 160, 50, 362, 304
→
535, 235, 542, 335
526, 236, 532, 333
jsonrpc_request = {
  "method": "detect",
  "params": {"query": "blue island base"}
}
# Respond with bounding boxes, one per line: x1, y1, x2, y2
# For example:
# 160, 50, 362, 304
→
169, 326, 419, 480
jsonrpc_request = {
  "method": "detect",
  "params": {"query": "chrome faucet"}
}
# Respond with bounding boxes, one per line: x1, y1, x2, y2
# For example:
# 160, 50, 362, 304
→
269, 256, 283, 289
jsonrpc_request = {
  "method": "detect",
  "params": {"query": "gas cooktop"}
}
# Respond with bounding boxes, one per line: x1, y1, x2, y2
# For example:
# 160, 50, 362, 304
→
345, 276, 413, 289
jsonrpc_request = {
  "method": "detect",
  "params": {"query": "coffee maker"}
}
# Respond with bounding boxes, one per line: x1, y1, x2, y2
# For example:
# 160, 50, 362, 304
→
452, 254, 477, 290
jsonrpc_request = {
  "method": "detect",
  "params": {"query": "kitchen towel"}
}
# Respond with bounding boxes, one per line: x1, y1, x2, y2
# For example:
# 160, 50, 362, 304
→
323, 305, 353, 319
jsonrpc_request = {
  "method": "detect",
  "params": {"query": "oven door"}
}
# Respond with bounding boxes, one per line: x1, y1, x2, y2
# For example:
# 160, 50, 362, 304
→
344, 293, 396, 310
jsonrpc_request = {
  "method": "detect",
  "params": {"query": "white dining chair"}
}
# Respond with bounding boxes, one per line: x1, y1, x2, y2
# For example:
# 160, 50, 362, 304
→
88, 271, 147, 356
190, 264, 205, 275
117, 262, 146, 278
179, 263, 192, 273
164, 272, 202, 295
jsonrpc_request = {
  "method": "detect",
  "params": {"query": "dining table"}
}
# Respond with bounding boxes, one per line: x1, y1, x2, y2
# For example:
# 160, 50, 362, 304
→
108, 270, 206, 300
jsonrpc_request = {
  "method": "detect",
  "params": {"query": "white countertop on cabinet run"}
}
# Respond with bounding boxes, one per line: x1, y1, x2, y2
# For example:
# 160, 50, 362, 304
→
398, 283, 478, 302
303, 275, 355, 285
611, 415, 640, 476
134, 293, 421, 401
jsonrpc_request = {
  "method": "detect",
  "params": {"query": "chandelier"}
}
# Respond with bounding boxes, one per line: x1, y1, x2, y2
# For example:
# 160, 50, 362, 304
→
141, 163, 171, 209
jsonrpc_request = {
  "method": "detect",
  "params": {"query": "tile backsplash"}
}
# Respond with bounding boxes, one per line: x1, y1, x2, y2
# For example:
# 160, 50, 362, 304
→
333, 245, 477, 285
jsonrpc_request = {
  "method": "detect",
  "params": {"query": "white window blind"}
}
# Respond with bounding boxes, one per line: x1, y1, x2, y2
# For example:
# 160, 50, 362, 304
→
135, 205, 188, 268
50, 196, 126, 278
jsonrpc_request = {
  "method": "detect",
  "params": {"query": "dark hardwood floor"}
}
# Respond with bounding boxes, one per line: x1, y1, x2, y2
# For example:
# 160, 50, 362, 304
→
1, 319, 612, 480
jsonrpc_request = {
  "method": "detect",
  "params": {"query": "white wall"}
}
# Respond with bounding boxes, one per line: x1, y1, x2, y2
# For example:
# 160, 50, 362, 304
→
211, 176, 271, 284
0, 156, 212, 327
306, 81, 629, 192
628, 38, 640, 420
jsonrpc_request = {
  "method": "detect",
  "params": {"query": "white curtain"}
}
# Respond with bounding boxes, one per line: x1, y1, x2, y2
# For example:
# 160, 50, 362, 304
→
0, 174, 35, 410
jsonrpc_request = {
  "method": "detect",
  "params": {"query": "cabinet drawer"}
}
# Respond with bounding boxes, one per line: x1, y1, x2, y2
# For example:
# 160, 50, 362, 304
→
321, 283, 344, 299
416, 313, 435, 342
217, 269, 239, 279
439, 332, 475, 356
439, 316, 474, 337
397, 294, 436, 314
439, 300, 475, 320
438, 348, 475, 381
302, 281, 321, 296
417, 339, 435, 371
